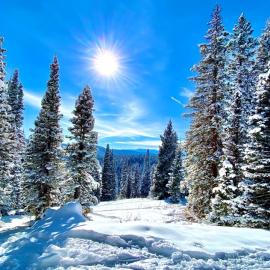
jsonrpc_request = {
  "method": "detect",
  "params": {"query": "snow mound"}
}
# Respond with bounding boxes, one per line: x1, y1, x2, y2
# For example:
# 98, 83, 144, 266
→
0, 202, 86, 269
0, 199, 270, 269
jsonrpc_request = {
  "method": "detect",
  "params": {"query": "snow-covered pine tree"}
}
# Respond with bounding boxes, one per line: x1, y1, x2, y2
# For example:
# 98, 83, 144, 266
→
167, 144, 184, 203
23, 57, 65, 218
7, 70, 25, 209
119, 159, 129, 199
151, 120, 177, 199
210, 91, 242, 224
241, 67, 270, 229
66, 85, 100, 208
101, 144, 116, 201
0, 37, 13, 214
254, 21, 270, 76
141, 149, 151, 198
130, 165, 141, 198
227, 14, 257, 139
185, 6, 227, 219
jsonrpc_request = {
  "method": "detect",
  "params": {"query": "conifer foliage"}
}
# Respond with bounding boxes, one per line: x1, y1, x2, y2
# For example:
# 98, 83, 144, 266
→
210, 92, 242, 224
23, 57, 64, 218
241, 68, 270, 229
101, 144, 116, 201
7, 70, 25, 209
0, 37, 13, 213
141, 149, 151, 198
185, 6, 227, 219
167, 144, 184, 203
151, 120, 177, 199
227, 14, 257, 138
119, 160, 129, 199
66, 85, 100, 207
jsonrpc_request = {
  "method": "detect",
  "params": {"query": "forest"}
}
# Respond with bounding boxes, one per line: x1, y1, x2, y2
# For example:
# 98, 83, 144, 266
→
0, 5, 269, 230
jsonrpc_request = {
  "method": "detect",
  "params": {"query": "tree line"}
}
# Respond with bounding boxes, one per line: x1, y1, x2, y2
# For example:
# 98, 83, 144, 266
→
1, 4, 269, 229
185, 6, 270, 229
0, 37, 184, 219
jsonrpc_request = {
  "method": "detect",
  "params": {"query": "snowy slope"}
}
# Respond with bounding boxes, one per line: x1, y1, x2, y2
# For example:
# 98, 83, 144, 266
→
0, 199, 270, 269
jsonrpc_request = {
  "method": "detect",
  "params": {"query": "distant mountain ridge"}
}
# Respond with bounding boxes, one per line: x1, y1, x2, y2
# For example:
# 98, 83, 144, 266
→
97, 146, 158, 159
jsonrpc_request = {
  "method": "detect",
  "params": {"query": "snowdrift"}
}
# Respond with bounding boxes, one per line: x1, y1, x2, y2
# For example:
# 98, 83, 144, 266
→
0, 199, 269, 269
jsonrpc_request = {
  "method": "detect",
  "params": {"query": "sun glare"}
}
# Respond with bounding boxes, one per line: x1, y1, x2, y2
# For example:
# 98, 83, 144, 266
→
93, 48, 120, 77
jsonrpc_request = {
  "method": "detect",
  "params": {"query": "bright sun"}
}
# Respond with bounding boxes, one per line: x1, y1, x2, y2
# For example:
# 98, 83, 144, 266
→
93, 48, 120, 77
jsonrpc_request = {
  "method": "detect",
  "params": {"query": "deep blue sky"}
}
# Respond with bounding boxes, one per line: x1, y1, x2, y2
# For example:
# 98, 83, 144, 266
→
1, 0, 270, 149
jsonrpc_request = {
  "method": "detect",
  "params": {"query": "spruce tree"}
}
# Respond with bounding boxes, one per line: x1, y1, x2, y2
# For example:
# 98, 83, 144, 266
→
7, 70, 25, 209
66, 85, 100, 208
0, 37, 13, 214
241, 67, 270, 229
167, 144, 184, 203
141, 149, 151, 198
126, 168, 132, 199
210, 92, 242, 224
119, 159, 129, 199
130, 165, 141, 198
227, 14, 257, 140
151, 120, 177, 199
185, 6, 227, 219
255, 21, 270, 76
101, 144, 116, 201
23, 57, 64, 218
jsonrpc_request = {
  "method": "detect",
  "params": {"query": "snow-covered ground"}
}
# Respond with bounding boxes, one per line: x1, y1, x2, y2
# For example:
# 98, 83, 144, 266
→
0, 199, 270, 270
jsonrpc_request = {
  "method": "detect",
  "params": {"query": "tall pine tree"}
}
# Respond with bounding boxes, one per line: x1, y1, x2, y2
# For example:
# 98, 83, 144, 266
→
119, 159, 129, 199
255, 21, 270, 76
66, 85, 100, 208
7, 70, 25, 209
241, 67, 270, 229
101, 144, 116, 201
0, 37, 13, 213
23, 57, 64, 218
130, 165, 141, 198
210, 91, 242, 224
151, 120, 177, 199
141, 149, 151, 198
227, 14, 257, 141
167, 144, 184, 203
185, 6, 227, 219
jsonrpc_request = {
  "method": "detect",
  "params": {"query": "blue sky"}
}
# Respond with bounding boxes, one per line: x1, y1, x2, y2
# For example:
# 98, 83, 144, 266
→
1, 0, 270, 149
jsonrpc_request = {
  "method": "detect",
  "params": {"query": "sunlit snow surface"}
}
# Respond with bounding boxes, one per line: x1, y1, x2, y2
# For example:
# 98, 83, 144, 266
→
0, 199, 270, 269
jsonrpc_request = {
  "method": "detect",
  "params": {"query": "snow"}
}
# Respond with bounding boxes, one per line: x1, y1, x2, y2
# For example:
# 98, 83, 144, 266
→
0, 199, 270, 269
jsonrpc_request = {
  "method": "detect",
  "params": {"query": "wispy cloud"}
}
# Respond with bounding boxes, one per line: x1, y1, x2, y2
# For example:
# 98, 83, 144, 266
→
116, 140, 160, 149
24, 90, 73, 119
180, 87, 194, 99
24, 90, 42, 108
24, 89, 163, 147
171, 96, 185, 107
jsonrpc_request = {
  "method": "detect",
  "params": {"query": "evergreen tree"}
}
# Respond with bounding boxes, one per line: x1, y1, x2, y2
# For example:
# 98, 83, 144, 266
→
119, 159, 129, 199
23, 57, 64, 218
185, 6, 228, 219
126, 168, 132, 199
130, 165, 141, 198
167, 144, 184, 203
151, 120, 177, 199
210, 92, 242, 224
101, 144, 116, 201
7, 70, 25, 209
0, 37, 13, 214
241, 67, 270, 229
66, 85, 100, 208
227, 14, 257, 140
255, 21, 270, 76
141, 149, 151, 198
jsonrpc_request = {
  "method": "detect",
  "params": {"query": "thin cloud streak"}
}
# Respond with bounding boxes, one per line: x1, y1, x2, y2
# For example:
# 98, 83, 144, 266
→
180, 87, 194, 99
24, 90, 162, 143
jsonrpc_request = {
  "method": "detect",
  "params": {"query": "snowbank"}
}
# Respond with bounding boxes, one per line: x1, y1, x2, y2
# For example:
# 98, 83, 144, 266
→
0, 199, 270, 269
